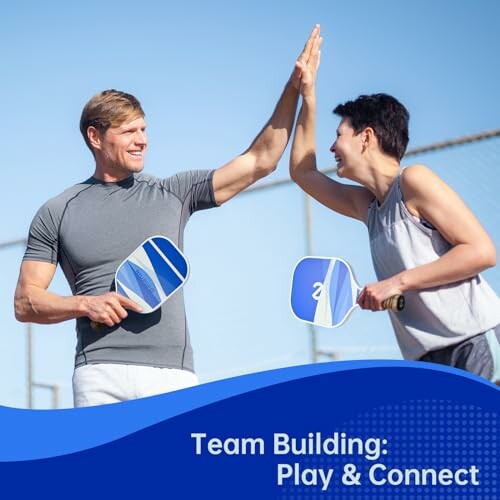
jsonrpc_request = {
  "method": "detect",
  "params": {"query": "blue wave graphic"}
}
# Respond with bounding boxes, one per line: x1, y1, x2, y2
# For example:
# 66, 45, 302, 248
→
0, 361, 497, 463
1, 361, 498, 500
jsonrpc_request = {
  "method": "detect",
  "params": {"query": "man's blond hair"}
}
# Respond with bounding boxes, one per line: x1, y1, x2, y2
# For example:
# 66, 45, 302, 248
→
80, 89, 145, 152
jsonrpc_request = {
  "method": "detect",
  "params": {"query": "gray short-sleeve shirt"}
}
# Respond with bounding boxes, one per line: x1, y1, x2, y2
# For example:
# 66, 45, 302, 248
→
24, 170, 217, 371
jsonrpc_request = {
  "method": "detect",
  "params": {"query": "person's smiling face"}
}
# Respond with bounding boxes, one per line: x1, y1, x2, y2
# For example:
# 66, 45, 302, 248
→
96, 116, 148, 177
330, 117, 363, 179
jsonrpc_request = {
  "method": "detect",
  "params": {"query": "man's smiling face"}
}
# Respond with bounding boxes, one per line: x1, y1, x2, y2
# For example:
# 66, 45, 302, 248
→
98, 116, 148, 175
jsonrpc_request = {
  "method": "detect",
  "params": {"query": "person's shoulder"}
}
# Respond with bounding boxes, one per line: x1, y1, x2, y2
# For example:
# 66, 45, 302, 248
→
37, 178, 96, 215
401, 163, 434, 181
135, 172, 160, 184
135, 172, 173, 191
135, 170, 214, 197
135, 171, 182, 192
159, 170, 213, 189
400, 164, 440, 193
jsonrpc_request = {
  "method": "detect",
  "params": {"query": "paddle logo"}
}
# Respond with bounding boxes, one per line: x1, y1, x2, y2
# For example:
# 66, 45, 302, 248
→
311, 282, 324, 301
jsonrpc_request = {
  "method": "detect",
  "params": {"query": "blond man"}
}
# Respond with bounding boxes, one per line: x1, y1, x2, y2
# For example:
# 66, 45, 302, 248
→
15, 27, 322, 407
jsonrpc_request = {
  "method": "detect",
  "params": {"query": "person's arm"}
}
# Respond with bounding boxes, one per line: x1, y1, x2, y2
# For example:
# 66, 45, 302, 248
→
357, 164, 497, 310
212, 25, 320, 206
289, 31, 373, 223
15, 261, 142, 327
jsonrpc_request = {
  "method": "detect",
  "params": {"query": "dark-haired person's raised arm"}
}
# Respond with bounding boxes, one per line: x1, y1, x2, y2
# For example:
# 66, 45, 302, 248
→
289, 35, 373, 223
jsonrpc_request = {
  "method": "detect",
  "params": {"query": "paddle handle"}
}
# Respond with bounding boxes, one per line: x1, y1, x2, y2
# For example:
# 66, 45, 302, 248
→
381, 294, 405, 311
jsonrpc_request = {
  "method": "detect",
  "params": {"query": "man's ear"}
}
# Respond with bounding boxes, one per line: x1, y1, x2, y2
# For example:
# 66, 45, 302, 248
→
87, 126, 103, 151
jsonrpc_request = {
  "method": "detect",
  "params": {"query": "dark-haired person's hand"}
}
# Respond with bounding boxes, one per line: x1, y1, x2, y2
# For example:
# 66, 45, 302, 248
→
290, 25, 322, 92
294, 25, 322, 98
357, 277, 405, 312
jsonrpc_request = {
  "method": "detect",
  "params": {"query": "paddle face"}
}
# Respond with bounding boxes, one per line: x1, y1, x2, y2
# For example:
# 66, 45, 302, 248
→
115, 236, 189, 314
290, 256, 360, 328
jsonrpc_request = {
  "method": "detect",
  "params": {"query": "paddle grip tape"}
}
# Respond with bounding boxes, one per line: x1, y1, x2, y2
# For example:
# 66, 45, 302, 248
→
381, 294, 405, 311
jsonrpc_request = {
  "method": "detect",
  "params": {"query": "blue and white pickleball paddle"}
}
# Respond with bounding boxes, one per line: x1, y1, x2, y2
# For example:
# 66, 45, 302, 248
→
115, 235, 189, 313
90, 235, 189, 331
290, 256, 404, 328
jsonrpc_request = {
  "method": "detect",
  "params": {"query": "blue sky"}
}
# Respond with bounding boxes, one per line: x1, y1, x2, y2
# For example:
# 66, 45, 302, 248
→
1, 0, 499, 408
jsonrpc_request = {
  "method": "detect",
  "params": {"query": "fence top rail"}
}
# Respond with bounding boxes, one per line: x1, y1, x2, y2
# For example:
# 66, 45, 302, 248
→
0, 238, 27, 250
243, 128, 500, 194
404, 128, 500, 157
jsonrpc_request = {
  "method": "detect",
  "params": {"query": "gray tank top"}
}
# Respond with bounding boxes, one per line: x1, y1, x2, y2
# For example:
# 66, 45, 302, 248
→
366, 172, 500, 360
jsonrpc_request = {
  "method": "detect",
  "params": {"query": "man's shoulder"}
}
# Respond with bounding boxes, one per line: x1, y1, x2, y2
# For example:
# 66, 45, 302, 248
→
135, 170, 209, 184
134, 172, 166, 189
38, 178, 97, 215
135, 172, 160, 183
136, 170, 214, 192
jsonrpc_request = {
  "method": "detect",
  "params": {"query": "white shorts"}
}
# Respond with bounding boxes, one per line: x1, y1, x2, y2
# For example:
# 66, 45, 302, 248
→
72, 363, 199, 407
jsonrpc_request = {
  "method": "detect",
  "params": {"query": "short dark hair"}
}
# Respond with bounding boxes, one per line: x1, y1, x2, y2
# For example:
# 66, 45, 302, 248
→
333, 93, 409, 161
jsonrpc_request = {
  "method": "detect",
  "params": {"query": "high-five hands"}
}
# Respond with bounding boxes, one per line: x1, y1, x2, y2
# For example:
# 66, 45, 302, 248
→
290, 24, 323, 97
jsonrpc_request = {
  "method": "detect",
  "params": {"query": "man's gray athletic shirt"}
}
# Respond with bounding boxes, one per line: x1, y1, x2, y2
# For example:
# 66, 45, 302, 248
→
23, 171, 217, 371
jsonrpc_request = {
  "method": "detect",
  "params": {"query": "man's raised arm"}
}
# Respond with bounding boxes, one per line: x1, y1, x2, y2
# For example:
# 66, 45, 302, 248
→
212, 25, 321, 205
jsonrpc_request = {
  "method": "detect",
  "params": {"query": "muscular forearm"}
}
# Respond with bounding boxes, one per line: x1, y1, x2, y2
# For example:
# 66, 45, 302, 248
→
247, 80, 299, 171
396, 243, 496, 292
290, 95, 317, 179
15, 285, 86, 324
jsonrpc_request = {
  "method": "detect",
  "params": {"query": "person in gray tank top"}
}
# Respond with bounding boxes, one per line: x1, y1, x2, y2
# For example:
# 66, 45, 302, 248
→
14, 26, 323, 407
289, 40, 500, 382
